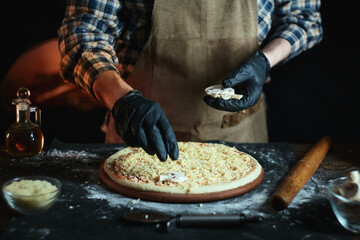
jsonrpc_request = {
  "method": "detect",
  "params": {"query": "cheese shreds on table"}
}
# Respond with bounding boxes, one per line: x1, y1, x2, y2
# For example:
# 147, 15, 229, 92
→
104, 142, 262, 194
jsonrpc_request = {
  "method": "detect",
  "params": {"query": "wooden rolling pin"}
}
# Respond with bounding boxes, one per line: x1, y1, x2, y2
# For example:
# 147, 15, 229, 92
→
272, 136, 333, 210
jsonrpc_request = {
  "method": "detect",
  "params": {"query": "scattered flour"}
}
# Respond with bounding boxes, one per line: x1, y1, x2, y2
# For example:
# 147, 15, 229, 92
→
83, 179, 325, 220
46, 149, 100, 163
25, 228, 51, 240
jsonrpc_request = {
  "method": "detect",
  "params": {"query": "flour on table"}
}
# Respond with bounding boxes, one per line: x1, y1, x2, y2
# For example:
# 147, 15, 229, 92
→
83, 183, 270, 216
83, 181, 324, 220
46, 149, 100, 163
24, 228, 50, 240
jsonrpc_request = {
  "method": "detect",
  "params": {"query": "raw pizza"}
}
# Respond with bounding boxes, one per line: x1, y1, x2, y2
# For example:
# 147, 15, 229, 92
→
103, 142, 263, 194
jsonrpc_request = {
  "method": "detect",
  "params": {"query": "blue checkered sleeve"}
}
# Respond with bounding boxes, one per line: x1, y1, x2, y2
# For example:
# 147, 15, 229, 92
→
258, 0, 323, 61
58, 0, 123, 97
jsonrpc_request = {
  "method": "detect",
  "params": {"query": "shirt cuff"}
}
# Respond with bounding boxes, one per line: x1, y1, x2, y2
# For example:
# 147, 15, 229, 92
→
74, 51, 119, 98
270, 23, 307, 62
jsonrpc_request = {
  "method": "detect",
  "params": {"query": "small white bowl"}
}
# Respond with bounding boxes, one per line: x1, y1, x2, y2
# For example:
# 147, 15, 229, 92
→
2, 176, 61, 215
328, 177, 360, 233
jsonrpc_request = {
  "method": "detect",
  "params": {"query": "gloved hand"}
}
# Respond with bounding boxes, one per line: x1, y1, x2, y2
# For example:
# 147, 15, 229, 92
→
112, 90, 179, 162
203, 50, 270, 112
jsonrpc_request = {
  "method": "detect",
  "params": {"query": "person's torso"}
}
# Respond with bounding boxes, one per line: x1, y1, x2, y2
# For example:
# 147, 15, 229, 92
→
122, 0, 267, 142
115, 0, 274, 80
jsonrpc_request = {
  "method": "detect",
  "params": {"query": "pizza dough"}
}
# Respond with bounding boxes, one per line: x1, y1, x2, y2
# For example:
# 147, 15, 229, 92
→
103, 142, 262, 194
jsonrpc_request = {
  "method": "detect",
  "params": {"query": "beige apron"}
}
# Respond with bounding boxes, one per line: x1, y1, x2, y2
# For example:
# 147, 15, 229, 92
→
122, 0, 268, 142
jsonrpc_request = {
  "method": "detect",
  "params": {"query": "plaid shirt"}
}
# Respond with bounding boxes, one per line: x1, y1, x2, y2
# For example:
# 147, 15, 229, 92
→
58, 0, 323, 97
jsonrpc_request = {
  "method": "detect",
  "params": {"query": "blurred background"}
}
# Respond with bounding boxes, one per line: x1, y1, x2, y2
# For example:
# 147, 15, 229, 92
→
0, 1, 359, 145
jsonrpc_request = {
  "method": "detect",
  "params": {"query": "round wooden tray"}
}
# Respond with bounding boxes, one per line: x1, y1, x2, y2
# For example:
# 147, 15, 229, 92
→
99, 162, 264, 203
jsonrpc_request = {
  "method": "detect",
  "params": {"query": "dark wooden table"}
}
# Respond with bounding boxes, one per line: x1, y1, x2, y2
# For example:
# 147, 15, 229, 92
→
0, 141, 359, 240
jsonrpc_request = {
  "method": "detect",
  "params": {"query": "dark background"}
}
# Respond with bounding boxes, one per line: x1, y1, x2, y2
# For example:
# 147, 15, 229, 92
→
0, 1, 359, 145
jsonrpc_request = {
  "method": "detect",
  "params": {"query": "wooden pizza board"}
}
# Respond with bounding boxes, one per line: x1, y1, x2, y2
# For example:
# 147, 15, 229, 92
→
99, 162, 264, 203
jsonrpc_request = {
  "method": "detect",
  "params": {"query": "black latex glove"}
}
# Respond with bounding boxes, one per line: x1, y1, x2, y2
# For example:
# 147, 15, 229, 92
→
203, 50, 270, 112
112, 90, 179, 162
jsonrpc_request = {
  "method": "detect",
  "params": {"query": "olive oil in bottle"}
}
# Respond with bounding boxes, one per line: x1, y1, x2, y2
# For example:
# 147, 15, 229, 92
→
5, 88, 44, 157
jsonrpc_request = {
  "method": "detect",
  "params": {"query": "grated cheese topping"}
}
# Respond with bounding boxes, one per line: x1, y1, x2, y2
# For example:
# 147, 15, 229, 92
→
105, 142, 260, 193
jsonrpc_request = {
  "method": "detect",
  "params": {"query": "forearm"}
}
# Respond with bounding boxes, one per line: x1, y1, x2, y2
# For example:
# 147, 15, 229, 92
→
93, 71, 133, 110
261, 38, 291, 68
58, 0, 122, 98
269, 0, 323, 61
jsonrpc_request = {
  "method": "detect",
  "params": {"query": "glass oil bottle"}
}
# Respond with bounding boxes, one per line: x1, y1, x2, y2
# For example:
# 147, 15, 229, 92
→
5, 88, 44, 157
